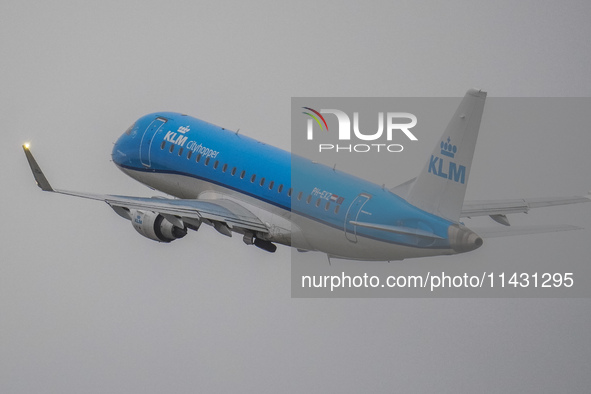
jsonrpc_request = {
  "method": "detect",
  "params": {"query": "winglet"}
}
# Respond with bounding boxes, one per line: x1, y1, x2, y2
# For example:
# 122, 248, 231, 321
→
22, 144, 54, 192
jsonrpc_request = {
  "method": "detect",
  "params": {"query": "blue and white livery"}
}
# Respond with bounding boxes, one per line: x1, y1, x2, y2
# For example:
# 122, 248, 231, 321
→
23, 90, 590, 261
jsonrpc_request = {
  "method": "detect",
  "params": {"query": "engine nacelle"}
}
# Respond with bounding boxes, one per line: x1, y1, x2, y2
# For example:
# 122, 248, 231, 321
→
130, 210, 187, 242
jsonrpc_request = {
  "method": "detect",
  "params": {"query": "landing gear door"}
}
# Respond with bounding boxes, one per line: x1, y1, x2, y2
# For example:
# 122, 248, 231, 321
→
344, 193, 371, 243
139, 117, 167, 167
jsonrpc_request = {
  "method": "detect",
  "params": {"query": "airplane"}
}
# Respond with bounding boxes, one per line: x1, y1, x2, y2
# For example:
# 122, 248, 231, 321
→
23, 89, 590, 261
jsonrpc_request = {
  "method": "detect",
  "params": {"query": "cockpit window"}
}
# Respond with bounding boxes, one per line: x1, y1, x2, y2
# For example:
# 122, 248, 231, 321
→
125, 122, 136, 135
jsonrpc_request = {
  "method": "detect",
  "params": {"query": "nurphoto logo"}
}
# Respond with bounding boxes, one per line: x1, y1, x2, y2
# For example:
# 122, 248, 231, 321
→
302, 107, 418, 153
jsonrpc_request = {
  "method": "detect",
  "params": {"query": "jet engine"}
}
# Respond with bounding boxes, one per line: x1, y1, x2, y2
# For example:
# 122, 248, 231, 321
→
130, 209, 187, 242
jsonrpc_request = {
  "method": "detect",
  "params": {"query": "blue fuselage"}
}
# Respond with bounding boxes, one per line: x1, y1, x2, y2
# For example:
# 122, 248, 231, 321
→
112, 112, 457, 260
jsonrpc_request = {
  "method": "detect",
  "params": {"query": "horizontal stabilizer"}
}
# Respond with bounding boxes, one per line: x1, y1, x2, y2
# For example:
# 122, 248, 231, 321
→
462, 195, 591, 218
473, 224, 582, 238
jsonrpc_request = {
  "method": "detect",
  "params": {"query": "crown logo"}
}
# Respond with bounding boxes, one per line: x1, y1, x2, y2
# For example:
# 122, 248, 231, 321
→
177, 125, 190, 134
440, 137, 457, 158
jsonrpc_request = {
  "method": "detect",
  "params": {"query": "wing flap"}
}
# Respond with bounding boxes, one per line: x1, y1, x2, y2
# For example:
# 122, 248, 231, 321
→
104, 195, 268, 232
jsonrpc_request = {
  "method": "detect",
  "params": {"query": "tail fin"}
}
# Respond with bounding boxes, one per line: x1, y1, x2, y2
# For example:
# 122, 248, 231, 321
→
404, 89, 487, 222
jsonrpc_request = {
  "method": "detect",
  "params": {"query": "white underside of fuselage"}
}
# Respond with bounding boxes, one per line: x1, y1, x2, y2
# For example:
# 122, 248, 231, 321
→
118, 166, 455, 261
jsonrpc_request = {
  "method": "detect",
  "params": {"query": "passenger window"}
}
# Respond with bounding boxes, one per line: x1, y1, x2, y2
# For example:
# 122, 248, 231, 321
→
260, 178, 265, 187
288, 188, 293, 197
297, 191, 302, 201
334, 205, 340, 214
205, 157, 210, 166
269, 181, 274, 190
251, 174, 256, 183
160, 141, 166, 150
213, 160, 219, 169
196, 153, 201, 163
231, 167, 237, 176
169, 144, 175, 153
306, 195, 312, 204
222, 164, 228, 172
325, 201, 330, 211
278, 184, 283, 193
178, 147, 183, 156
315, 198, 321, 207
187, 150, 193, 159
240, 170, 246, 179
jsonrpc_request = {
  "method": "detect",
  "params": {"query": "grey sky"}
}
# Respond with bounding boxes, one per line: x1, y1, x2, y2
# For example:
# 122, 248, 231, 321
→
2, 0, 591, 392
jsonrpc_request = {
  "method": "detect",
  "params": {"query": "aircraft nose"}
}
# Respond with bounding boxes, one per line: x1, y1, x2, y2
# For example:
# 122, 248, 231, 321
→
111, 138, 126, 165
112, 125, 137, 166
447, 224, 483, 253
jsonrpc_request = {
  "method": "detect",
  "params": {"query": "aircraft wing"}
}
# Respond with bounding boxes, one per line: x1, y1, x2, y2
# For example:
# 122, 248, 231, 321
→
23, 144, 268, 234
461, 195, 591, 225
